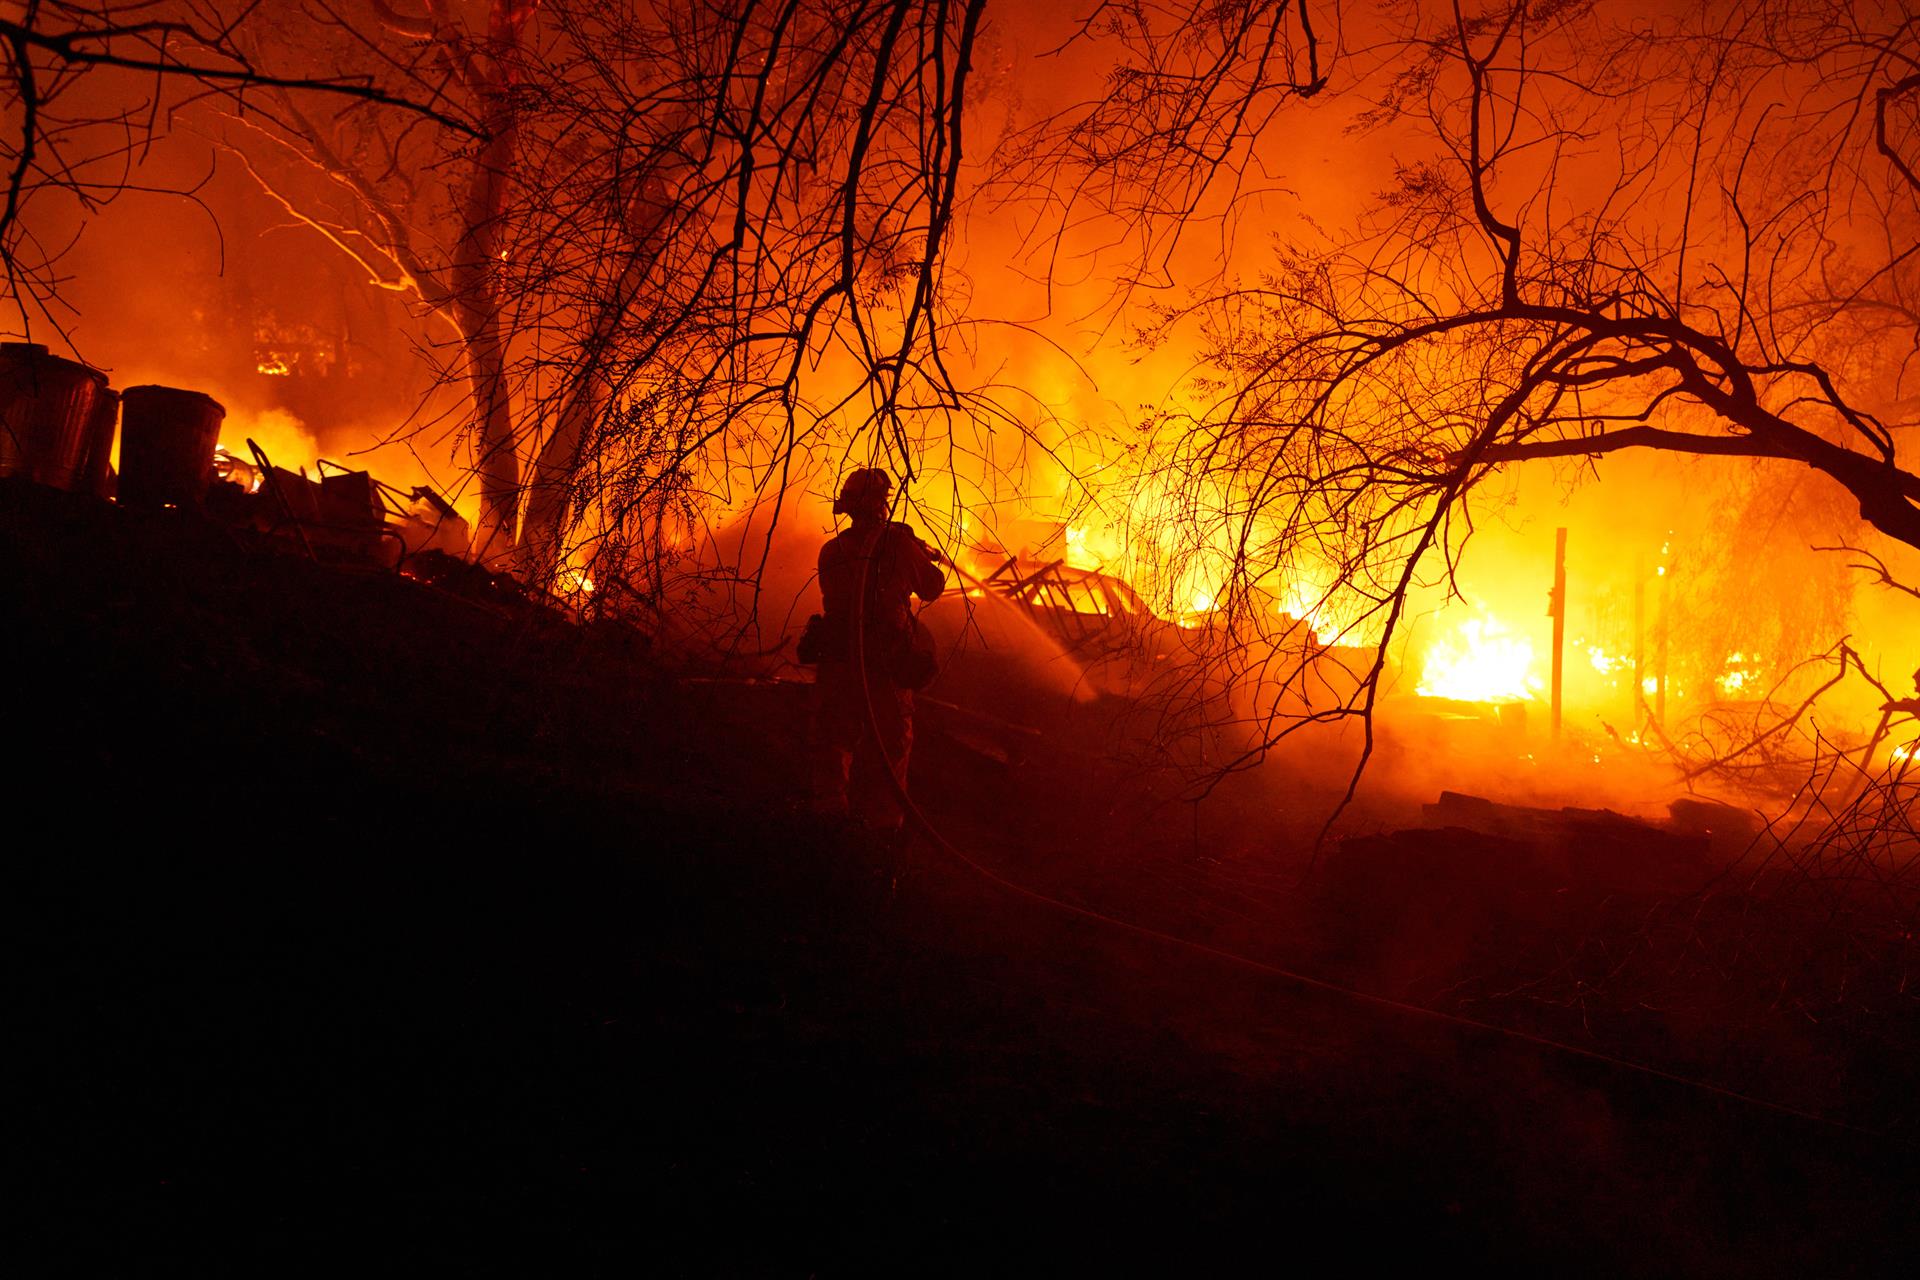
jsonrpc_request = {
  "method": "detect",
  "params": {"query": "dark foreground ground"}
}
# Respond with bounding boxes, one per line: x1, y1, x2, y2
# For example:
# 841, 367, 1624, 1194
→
10, 480, 1916, 1275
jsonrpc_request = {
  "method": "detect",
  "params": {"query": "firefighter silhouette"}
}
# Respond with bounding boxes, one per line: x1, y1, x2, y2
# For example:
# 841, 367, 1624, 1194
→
811, 468, 945, 829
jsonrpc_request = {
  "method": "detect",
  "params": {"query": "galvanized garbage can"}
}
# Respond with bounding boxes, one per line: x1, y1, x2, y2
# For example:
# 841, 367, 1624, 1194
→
118, 385, 226, 508
0, 342, 110, 491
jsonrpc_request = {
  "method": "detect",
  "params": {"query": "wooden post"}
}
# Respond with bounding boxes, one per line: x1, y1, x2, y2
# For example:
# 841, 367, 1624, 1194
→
1655, 559, 1670, 727
1550, 527, 1567, 740
1634, 557, 1646, 732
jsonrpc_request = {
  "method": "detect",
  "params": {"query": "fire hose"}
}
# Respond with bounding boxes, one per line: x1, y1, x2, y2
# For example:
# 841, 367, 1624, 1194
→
843, 490, 1903, 1147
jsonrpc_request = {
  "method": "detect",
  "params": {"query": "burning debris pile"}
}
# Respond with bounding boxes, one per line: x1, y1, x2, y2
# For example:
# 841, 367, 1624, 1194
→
878, 502, 1917, 817
1, 341, 471, 574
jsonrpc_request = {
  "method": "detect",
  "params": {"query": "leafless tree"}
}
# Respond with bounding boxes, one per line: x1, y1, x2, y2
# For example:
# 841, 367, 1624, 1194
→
204, 0, 1007, 578
1123, 0, 1917, 813
205, 1, 537, 557
211, 1, 1335, 594
0, 0, 470, 346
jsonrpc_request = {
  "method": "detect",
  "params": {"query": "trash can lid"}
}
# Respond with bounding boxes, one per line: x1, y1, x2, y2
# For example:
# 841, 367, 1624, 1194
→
122, 384, 227, 416
1, 342, 108, 382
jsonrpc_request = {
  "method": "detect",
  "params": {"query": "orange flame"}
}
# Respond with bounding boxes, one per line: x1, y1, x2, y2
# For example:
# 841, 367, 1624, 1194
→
1417, 616, 1542, 704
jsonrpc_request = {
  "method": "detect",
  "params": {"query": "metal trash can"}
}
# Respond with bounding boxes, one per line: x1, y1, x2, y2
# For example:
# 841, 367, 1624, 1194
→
118, 385, 226, 508
0, 342, 110, 491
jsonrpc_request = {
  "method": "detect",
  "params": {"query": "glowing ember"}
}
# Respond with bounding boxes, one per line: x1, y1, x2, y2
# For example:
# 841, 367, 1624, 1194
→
1272, 575, 1388, 647
210, 445, 264, 494
1175, 587, 1218, 629
1588, 646, 1629, 675
256, 355, 292, 376
1276, 581, 1337, 644
1715, 652, 1763, 697
1418, 616, 1542, 704
1063, 525, 1097, 570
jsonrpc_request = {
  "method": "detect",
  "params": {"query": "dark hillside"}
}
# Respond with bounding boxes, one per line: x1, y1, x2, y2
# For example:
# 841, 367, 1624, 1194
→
10, 479, 1914, 1274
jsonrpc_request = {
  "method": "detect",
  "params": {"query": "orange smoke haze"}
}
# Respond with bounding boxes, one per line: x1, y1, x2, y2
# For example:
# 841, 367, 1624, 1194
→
5, 1, 1913, 810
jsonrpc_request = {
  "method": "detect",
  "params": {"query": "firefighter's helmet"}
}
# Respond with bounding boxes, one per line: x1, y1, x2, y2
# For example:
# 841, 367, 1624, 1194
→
832, 467, 893, 516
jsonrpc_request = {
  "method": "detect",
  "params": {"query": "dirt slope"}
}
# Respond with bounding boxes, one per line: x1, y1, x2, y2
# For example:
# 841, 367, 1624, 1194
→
10, 480, 1913, 1274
